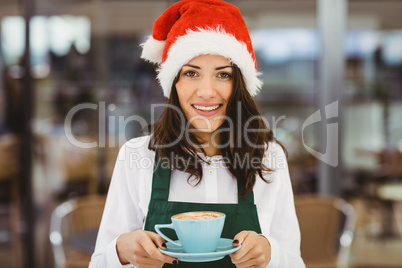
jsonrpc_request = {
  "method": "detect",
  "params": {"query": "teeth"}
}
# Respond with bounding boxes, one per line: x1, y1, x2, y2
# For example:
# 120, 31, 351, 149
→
193, 105, 220, 111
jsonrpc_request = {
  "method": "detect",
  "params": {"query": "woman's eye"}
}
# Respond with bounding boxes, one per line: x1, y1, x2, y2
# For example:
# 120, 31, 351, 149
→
218, 72, 232, 79
184, 71, 197, 77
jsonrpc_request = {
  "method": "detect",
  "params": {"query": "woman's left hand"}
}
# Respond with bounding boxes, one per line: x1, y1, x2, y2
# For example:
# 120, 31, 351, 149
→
229, 231, 271, 268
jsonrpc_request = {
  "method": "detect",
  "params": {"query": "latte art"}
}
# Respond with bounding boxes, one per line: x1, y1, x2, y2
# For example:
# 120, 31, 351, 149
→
173, 211, 224, 220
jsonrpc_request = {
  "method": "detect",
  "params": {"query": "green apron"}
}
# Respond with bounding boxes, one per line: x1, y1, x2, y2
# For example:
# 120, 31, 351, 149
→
144, 153, 262, 267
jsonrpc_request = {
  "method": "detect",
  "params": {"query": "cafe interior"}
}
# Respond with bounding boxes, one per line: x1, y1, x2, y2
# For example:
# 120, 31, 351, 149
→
0, 0, 402, 267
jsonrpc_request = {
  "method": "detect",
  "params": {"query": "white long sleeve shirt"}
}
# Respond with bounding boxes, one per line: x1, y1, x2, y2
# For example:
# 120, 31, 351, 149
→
89, 135, 305, 268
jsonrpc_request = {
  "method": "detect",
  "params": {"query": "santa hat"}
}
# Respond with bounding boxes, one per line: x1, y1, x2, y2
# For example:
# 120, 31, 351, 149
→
140, 0, 262, 98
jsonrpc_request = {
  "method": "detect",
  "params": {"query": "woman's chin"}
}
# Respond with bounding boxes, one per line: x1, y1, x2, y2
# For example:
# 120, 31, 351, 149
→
190, 124, 221, 134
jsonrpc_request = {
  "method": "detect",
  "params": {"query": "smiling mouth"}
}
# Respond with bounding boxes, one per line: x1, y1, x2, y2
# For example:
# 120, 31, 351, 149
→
192, 104, 222, 111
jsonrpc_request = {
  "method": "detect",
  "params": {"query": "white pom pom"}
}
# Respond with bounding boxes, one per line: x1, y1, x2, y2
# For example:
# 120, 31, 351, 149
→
140, 36, 166, 64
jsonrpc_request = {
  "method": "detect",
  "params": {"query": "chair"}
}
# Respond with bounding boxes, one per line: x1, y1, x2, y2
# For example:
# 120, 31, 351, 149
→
394, 201, 402, 239
294, 195, 356, 268
0, 134, 20, 203
49, 195, 106, 268
38, 134, 98, 200
0, 204, 22, 268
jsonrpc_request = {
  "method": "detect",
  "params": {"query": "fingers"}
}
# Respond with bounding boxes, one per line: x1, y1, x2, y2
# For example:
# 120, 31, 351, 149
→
132, 245, 176, 267
118, 230, 179, 267
232, 230, 250, 247
230, 231, 271, 267
230, 242, 253, 264
146, 231, 167, 249
132, 253, 165, 267
231, 231, 252, 261
231, 256, 265, 268
140, 231, 178, 265
231, 245, 261, 266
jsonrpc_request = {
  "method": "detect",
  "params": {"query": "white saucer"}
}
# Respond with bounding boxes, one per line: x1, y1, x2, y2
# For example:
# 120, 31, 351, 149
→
159, 238, 241, 262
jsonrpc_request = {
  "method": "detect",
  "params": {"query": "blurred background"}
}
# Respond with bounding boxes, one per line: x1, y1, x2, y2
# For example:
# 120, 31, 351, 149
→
0, 0, 401, 267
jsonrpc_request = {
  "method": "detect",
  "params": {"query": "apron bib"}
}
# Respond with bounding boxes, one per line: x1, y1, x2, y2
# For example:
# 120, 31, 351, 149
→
144, 153, 262, 267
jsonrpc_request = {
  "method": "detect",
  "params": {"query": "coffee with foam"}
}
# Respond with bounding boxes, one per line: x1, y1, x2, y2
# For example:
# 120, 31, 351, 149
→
173, 211, 224, 220
155, 211, 226, 253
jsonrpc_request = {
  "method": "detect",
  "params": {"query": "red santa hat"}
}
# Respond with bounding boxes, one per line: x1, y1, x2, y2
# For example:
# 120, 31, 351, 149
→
141, 0, 262, 98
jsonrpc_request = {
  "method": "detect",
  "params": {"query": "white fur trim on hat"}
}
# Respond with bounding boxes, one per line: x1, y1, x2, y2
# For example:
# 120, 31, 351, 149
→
140, 36, 166, 64
157, 27, 262, 98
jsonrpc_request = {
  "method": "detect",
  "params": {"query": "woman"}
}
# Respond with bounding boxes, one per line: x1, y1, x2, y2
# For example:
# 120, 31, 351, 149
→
90, 0, 305, 267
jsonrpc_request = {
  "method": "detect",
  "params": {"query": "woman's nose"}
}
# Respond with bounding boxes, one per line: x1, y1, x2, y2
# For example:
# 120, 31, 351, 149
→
196, 77, 216, 99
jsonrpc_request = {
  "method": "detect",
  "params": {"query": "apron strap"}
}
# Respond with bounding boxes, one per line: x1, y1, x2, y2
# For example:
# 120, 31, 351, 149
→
237, 181, 255, 207
151, 152, 256, 206
151, 152, 171, 201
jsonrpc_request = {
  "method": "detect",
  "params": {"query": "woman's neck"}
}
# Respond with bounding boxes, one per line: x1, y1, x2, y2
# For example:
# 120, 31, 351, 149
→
194, 132, 220, 157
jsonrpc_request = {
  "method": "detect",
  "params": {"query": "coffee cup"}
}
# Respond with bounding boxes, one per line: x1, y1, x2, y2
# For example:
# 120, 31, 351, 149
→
155, 211, 225, 253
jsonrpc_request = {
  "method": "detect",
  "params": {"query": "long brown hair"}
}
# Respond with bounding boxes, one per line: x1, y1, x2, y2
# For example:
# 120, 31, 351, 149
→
149, 65, 284, 196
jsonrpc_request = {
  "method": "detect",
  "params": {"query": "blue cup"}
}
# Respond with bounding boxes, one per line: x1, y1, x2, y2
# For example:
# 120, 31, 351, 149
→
155, 211, 225, 253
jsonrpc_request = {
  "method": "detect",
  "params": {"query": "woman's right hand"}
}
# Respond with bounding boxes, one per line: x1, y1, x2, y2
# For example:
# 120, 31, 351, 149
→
116, 230, 178, 267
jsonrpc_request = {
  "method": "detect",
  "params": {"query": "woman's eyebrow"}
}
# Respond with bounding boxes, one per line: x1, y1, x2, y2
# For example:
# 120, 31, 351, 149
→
216, 66, 233, 70
182, 65, 233, 70
183, 64, 200, 69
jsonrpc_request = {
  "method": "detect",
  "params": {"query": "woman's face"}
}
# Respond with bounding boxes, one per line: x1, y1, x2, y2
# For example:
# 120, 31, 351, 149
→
175, 54, 233, 134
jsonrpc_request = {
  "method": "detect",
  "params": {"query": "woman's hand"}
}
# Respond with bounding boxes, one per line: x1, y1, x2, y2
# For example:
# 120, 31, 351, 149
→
116, 230, 178, 267
229, 231, 271, 268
